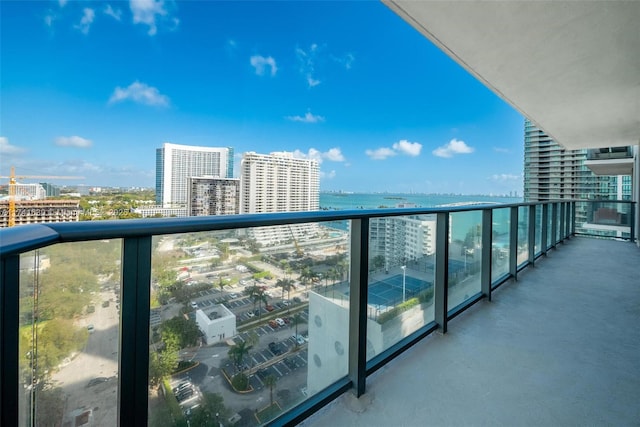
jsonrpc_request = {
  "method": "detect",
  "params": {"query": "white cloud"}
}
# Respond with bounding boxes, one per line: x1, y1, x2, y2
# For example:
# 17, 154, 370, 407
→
432, 138, 474, 158
365, 147, 397, 160
55, 136, 93, 148
366, 139, 423, 160
44, 13, 56, 27
130, 0, 176, 36
104, 4, 122, 21
108, 81, 170, 107
392, 140, 422, 157
250, 55, 278, 77
489, 173, 520, 182
74, 8, 95, 34
296, 44, 321, 88
331, 52, 355, 70
285, 111, 325, 123
292, 148, 345, 164
320, 170, 337, 179
324, 148, 345, 162
58, 0, 68, 7
0, 137, 25, 154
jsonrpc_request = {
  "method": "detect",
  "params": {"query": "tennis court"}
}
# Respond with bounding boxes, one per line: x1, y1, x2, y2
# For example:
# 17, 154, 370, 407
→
367, 274, 432, 308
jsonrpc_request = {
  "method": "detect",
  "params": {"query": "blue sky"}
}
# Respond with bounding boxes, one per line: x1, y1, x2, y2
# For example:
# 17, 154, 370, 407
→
1, 0, 524, 195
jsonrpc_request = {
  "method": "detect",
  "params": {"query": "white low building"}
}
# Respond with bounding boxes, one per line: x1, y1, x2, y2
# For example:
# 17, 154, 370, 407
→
195, 304, 236, 345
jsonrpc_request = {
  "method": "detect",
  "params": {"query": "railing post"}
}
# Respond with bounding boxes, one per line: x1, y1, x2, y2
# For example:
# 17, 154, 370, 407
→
481, 209, 492, 301
630, 202, 636, 243
541, 203, 549, 255
509, 206, 519, 280
1, 254, 20, 427
528, 204, 536, 265
349, 218, 369, 397
564, 202, 571, 239
119, 236, 152, 426
559, 202, 566, 243
551, 203, 558, 248
435, 212, 449, 333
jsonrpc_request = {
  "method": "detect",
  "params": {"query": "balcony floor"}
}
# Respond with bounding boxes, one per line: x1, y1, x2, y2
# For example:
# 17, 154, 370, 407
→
305, 237, 640, 426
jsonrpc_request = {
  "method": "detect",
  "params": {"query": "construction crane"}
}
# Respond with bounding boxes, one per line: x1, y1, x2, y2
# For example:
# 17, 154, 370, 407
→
287, 224, 304, 257
1, 166, 84, 227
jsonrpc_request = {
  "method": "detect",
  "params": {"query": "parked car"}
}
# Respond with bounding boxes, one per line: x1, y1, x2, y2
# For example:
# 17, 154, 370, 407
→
293, 297, 302, 303
190, 301, 198, 309
275, 318, 285, 326
246, 311, 255, 318
87, 324, 95, 334
268, 342, 284, 355
265, 305, 275, 312
268, 320, 278, 328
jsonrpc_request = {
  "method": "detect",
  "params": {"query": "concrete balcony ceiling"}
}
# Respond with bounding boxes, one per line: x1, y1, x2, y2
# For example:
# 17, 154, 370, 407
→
384, 1, 640, 150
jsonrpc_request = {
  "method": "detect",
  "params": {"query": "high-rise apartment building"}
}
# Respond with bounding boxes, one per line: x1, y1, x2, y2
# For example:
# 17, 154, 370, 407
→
188, 177, 240, 216
523, 119, 633, 238
240, 151, 319, 214
524, 119, 592, 201
155, 143, 233, 207
240, 151, 320, 245
524, 119, 632, 201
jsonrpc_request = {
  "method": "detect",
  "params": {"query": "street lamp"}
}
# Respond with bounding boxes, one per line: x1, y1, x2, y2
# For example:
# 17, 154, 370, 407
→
401, 265, 406, 303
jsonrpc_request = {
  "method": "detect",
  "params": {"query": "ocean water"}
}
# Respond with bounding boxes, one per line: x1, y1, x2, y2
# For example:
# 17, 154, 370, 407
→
319, 192, 522, 241
320, 192, 521, 210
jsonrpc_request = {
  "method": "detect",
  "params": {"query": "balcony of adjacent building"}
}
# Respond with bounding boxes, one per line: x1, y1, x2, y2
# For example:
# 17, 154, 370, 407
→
585, 147, 636, 176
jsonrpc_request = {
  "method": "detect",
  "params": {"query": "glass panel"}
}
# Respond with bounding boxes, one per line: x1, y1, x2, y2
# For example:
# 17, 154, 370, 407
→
580, 201, 633, 240
534, 205, 542, 255
366, 214, 436, 359
19, 241, 122, 426
448, 211, 482, 310
547, 204, 554, 249
148, 222, 349, 425
517, 206, 529, 266
491, 208, 510, 283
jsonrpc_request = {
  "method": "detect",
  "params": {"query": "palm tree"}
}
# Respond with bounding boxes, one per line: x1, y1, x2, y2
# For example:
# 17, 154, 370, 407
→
291, 312, 307, 346
228, 340, 253, 374
244, 284, 266, 317
276, 278, 294, 300
264, 374, 277, 407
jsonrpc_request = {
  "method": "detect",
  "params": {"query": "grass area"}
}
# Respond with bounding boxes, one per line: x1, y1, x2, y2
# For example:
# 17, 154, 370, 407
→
255, 402, 282, 424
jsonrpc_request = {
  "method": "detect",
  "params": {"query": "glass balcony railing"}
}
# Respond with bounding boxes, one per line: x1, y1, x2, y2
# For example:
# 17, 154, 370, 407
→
586, 146, 633, 160
576, 200, 636, 240
0, 200, 633, 426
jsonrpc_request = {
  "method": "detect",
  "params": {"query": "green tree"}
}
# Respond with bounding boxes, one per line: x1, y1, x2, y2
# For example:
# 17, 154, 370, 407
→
264, 374, 277, 407
371, 255, 385, 271
189, 392, 229, 427
275, 278, 294, 301
149, 342, 178, 387
244, 285, 267, 318
228, 340, 253, 374
161, 316, 201, 349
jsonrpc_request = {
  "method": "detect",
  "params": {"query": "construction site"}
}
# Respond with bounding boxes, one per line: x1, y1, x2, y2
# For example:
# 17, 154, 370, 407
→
0, 167, 82, 228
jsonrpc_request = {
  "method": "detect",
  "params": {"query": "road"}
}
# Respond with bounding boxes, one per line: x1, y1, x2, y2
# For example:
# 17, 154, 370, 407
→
52, 289, 120, 426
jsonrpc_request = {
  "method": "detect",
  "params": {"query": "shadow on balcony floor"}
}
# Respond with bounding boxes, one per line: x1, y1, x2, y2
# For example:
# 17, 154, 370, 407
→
305, 237, 640, 426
